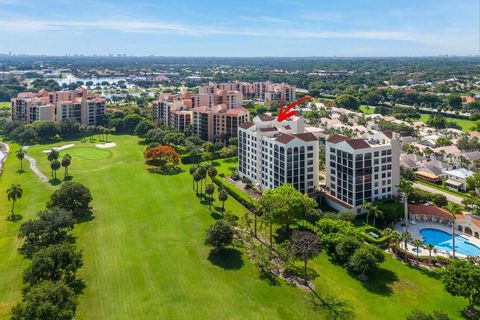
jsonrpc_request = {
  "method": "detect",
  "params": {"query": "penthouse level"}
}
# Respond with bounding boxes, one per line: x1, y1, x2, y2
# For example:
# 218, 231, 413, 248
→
238, 114, 320, 196
325, 131, 401, 214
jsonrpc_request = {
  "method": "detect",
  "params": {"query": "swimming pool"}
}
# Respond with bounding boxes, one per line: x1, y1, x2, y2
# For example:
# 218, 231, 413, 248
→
420, 228, 480, 256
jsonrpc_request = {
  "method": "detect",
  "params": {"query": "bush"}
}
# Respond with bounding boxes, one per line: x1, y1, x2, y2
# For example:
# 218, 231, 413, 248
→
349, 244, 385, 277
19, 208, 75, 256
47, 182, 92, 218
335, 235, 362, 262
205, 220, 234, 251
11, 280, 77, 320
23, 243, 83, 287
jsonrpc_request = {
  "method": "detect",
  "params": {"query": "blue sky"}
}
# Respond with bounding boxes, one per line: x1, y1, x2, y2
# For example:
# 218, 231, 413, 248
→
0, 0, 478, 56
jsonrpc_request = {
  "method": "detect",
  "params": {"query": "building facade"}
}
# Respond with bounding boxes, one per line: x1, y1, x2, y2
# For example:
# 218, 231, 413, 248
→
324, 131, 401, 214
153, 91, 249, 141
238, 114, 319, 196
200, 81, 296, 102
11, 88, 105, 126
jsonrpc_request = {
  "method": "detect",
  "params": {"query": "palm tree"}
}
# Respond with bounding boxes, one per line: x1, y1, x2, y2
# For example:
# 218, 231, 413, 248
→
205, 183, 215, 210
79, 125, 87, 142
189, 165, 198, 190
218, 188, 228, 214
371, 206, 383, 228
47, 149, 59, 162
426, 243, 435, 265
207, 166, 218, 183
449, 203, 463, 258
197, 166, 207, 195
399, 179, 414, 229
16, 149, 26, 172
361, 202, 374, 225
413, 239, 423, 263
193, 170, 202, 195
401, 232, 412, 262
61, 154, 72, 179
6, 184, 23, 219
50, 160, 61, 180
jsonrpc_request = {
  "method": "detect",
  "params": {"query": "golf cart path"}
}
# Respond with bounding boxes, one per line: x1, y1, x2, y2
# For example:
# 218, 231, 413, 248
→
23, 147, 48, 182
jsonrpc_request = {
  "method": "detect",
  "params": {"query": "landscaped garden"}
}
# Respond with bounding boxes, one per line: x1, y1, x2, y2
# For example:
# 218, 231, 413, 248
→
0, 134, 467, 319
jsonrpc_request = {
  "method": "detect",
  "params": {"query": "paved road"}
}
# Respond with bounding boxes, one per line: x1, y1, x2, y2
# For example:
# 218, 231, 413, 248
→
413, 183, 464, 204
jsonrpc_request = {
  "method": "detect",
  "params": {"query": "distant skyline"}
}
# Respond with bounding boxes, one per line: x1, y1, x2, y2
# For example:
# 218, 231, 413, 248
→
0, 0, 479, 57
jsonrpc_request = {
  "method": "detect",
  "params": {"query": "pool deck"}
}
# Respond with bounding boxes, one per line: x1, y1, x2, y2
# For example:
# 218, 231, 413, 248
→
394, 221, 480, 259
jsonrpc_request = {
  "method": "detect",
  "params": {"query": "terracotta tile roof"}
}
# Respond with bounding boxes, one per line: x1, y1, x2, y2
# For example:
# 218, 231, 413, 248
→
383, 130, 393, 139
293, 132, 318, 142
275, 134, 296, 144
408, 204, 452, 220
257, 114, 275, 121
346, 139, 370, 150
239, 121, 254, 129
325, 193, 353, 209
259, 127, 278, 132
472, 219, 480, 228
327, 134, 349, 143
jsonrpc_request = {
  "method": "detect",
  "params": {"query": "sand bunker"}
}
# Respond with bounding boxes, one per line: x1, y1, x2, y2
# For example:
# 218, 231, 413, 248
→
42, 144, 75, 153
95, 142, 116, 149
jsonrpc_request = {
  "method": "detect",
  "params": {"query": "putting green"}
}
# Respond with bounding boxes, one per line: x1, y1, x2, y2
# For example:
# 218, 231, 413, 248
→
65, 146, 113, 160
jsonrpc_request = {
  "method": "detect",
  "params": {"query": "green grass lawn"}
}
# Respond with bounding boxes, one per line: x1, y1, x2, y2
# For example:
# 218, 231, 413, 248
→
419, 113, 476, 132
0, 102, 9, 109
0, 135, 466, 319
359, 105, 375, 115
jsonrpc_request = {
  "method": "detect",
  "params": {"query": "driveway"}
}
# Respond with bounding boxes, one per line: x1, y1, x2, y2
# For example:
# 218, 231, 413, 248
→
413, 183, 463, 204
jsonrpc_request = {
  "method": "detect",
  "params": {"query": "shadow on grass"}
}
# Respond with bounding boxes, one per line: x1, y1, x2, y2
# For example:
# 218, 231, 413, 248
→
222, 158, 237, 163
210, 212, 222, 220
49, 178, 62, 186
147, 167, 183, 175
63, 176, 74, 181
207, 248, 244, 270
359, 267, 398, 296
70, 278, 86, 295
308, 288, 355, 320
75, 210, 95, 224
289, 265, 320, 282
259, 270, 280, 286
273, 227, 292, 245
405, 263, 442, 281
6, 214, 23, 222
16, 169, 25, 174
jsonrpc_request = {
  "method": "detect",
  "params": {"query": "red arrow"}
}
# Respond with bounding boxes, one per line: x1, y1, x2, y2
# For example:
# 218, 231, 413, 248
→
277, 96, 314, 122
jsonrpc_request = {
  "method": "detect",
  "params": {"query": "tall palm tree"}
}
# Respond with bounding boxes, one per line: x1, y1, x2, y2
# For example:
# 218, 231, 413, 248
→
371, 206, 383, 228
401, 232, 412, 262
16, 149, 26, 172
218, 188, 228, 214
207, 166, 218, 183
205, 183, 215, 210
6, 184, 23, 219
61, 154, 72, 179
426, 243, 435, 265
399, 179, 414, 229
413, 239, 423, 263
193, 170, 202, 195
361, 202, 374, 225
50, 160, 61, 180
197, 166, 207, 195
47, 149, 60, 162
449, 203, 463, 258
189, 165, 198, 190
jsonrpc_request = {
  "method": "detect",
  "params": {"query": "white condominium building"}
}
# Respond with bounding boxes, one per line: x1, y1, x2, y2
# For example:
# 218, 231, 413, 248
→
238, 114, 319, 196
11, 88, 105, 126
325, 131, 401, 214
